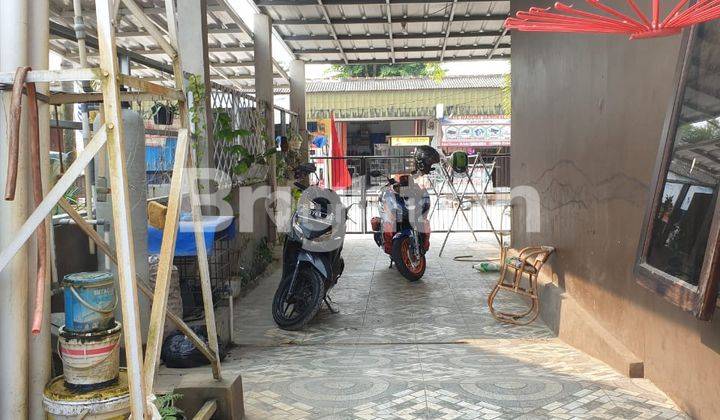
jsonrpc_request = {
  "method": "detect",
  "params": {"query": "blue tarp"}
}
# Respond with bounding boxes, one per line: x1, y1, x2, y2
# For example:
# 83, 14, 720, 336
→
146, 138, 178, 172
148, 214, 235, 257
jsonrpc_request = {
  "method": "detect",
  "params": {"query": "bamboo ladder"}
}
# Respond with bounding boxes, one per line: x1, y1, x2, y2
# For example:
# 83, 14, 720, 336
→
0, 0, 222, 417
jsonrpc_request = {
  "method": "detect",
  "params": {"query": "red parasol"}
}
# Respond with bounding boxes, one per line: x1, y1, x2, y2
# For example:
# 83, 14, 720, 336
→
506, 0, 720, 39
330, 112, 352, 190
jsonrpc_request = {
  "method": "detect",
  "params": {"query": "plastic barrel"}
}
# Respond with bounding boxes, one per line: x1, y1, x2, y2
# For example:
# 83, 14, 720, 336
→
58, 322, 122, 390
63, 271, 117, 333
44, 368, 130, 420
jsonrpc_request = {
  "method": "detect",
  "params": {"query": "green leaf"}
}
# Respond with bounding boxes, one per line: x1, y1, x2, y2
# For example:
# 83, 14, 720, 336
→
233, 161, 249, 175
233, 128, 252, 137
263, 148, 278, 157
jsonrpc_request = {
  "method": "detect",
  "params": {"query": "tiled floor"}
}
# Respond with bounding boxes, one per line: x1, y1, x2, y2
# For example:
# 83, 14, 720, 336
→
207, 234, 688, 419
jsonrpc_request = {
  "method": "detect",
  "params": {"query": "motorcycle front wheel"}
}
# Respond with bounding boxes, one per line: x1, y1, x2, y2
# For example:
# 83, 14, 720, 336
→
272, 268, 325, 330
392, 236, 426, 282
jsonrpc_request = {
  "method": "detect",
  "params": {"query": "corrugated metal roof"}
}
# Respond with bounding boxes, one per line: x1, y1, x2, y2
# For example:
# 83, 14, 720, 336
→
305, 75, 505, 93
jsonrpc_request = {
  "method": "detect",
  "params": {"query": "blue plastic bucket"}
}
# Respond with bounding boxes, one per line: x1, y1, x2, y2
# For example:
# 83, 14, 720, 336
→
63, 272, 117, 333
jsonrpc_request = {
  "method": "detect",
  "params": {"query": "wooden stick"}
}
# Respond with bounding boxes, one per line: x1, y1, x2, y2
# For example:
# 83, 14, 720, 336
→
95, 1, 147, 416
164, 0, 179, 50
56, 198, 217, 364
48, 91, 183, 105
143, 129, 190, 392
193, 400, 218, 420
0, 127, 107, 273
0, 68, 100, 84
118, 74, 184, 100
121, 0, 177, 59
167, 0, 221, 380
187, 168, 222, 380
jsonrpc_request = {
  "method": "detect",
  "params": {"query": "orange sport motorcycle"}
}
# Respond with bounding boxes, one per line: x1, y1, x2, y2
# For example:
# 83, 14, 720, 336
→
370, 146, 440, 281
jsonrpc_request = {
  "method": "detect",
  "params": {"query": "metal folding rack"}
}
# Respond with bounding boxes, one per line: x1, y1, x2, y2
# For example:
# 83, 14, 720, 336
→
434, 150, 503, 257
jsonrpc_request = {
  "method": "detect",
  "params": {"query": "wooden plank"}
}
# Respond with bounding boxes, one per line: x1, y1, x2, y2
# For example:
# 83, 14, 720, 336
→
47, 91, 182, 105
95, 1, 147, 416
118, 74, 185, 100
56, 198, 217, 364
168, 8, 222, 380
193, 400, 218, 420
121, 0, 177, 59
164, 0, 179, 50
0, 127, 107, 273
0, 68, 100, 84
142, 129, 190, 392
187, 170, 222, 380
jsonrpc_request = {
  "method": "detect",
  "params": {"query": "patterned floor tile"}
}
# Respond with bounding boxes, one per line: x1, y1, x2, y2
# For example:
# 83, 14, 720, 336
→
216, 235, 688, 419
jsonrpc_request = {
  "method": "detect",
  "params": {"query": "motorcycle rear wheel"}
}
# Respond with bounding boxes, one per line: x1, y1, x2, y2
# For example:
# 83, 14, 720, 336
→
392, 236, 426, 281
272, 268, 325, 330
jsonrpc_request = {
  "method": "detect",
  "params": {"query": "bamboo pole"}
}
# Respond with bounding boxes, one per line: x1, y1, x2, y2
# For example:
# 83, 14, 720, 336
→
0, 127, 108, 273
95, 1, 147, 416
142, 129, 190, 393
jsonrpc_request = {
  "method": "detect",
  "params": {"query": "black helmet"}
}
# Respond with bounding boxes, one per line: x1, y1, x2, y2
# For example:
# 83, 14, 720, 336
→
414, 145, 440, 174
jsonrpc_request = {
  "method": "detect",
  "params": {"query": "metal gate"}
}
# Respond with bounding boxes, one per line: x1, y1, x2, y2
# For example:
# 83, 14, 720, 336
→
309, 155, 511, 234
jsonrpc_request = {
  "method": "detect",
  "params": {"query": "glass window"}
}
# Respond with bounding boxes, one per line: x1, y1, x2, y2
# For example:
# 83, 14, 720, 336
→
637, 22, 720, 319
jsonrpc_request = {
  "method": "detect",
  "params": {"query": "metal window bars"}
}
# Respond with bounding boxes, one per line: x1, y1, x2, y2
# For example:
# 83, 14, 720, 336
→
210, 82, 299, 189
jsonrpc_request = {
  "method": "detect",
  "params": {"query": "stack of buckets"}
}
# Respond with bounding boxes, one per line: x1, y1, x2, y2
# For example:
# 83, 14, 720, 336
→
44, 271, 129, 419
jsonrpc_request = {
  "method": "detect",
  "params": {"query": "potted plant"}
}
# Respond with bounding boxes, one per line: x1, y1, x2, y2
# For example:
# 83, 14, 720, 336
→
151, 103, 177, 125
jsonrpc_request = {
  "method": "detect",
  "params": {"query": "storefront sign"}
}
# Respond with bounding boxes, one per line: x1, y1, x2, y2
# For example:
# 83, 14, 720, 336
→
440, 116, 510, 147
390, 136, 432, 147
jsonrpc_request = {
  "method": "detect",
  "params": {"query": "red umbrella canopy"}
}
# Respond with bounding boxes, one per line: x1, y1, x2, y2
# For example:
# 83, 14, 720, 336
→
506, 0, 720, 40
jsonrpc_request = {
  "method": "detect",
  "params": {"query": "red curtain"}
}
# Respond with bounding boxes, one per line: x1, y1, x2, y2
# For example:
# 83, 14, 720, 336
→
330, 112, 351, 190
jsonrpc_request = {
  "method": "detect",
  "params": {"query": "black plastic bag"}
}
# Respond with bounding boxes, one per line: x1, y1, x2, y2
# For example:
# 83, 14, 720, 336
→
160, 325, 227, 368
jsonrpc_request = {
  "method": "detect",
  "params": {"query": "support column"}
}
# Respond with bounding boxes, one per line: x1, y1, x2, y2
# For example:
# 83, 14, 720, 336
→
177, 0, 214, 179
0, 0, 30, 417
254, 13, 277, 240
289, 59, 308, 164
28, 1, 51, 418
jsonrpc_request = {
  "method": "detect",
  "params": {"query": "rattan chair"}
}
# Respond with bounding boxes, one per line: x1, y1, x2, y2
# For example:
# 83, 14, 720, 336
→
488, 245, 555, 325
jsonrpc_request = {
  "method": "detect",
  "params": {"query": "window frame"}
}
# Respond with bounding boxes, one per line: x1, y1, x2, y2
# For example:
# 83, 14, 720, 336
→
635, 25, 720, 321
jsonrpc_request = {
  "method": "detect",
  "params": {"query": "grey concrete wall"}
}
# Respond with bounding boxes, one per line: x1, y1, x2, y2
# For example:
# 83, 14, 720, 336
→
511, 2, 720, 417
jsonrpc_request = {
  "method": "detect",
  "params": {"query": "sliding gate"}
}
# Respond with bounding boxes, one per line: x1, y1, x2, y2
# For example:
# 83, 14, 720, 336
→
309, 155, 511, 234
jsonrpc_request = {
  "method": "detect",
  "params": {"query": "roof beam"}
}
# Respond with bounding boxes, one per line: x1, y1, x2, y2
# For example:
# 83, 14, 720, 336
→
314, 0, 349, 64
294, 43, 510, 54
386, 0, 395, 64
305, 55, 510, 64
439, 0, 459, 61
283, 30, 506, 41
257, 0, 496, 4
49, 21, 173, 73
274, 14, 506, 25
217, 0, 292, 80
55, 25, 246, 39
487, 27, 509, 59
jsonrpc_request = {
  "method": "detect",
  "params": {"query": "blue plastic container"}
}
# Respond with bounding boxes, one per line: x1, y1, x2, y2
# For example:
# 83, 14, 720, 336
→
63, 271, 117, 333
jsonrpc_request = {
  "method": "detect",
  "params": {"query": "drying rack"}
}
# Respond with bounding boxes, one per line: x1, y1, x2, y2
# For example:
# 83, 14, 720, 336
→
432, 150, 503, 257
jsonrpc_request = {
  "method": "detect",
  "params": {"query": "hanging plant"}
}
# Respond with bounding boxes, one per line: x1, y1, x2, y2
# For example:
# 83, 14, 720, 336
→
187, 74, 207, 169
151, 103, 177, 125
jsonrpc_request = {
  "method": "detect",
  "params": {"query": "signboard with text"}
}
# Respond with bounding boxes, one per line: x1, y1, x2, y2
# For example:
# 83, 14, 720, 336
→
440, 116, 510, 147
389, 136, 432, 147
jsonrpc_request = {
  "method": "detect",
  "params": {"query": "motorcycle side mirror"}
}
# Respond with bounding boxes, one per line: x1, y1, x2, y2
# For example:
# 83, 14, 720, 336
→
369, 170, 383, 178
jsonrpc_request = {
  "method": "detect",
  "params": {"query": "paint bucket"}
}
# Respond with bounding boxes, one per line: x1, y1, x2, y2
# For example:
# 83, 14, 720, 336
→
63, 271, 117, 333
44, 368, 130, 420
58, 322, 121, 390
